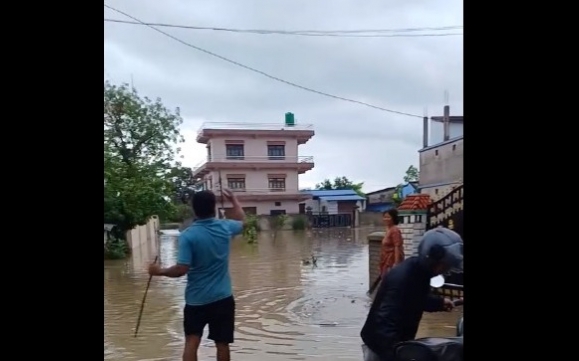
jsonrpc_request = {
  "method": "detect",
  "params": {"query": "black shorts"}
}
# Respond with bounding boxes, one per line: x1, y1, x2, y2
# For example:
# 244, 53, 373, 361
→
183, 296, 235, 343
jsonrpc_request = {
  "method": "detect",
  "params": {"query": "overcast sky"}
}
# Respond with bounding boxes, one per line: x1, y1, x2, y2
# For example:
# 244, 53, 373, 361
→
104, 0, 463, 193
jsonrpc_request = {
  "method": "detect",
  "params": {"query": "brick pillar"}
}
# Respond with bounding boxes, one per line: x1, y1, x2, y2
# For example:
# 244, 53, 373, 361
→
396, 194, 431, 257
398, 211, 428, 256
367, 231, 385, 288
398, 218, 414, 257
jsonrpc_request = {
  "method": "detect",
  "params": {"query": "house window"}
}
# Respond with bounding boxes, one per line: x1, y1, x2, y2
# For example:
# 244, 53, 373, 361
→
452, 144, 456, 151
435, 188, 439, 195
242, 207, 257, 215
269, 178, 286, 192
226, 144, 244, 160
274, 201, 281, 206
268, 145, 285, 160
435, 149, 439, 156
227, 178, 246, 191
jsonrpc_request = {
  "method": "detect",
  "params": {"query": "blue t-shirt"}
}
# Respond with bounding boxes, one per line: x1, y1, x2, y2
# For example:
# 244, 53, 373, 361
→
177, 218, 243, 306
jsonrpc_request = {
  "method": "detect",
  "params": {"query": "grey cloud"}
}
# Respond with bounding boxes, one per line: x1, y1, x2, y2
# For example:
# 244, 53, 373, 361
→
105, 0, 463, 192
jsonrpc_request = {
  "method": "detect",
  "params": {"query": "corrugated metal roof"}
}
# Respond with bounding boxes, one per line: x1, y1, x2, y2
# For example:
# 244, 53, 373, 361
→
302, 189, 359, 197
319, 195, 365, 201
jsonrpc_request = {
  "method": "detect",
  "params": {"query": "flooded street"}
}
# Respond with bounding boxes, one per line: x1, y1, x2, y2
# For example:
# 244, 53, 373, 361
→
104, 228, 461, 360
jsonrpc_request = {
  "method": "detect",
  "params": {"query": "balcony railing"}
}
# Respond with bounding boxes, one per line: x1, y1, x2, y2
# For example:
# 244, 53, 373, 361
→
198, 122, 314, 136
205, 188, 312, 200
211, 187, 294, 194
191, 155, 314, 172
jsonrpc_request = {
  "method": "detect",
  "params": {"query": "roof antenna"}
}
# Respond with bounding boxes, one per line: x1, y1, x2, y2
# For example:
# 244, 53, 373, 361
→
443, 91, 450, 141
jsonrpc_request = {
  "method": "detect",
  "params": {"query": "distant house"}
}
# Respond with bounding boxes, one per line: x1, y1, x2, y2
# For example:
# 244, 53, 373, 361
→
365, 182, 418, 212
365, 186, 396, 212
191, 113, 315, 216
399, 182, 419, 199
418, 106, 463, 200
300, 189, 365, 215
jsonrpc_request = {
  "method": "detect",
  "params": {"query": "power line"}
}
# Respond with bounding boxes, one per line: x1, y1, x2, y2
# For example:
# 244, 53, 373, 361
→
104, 18, 463, 38
103, 4, 424, 118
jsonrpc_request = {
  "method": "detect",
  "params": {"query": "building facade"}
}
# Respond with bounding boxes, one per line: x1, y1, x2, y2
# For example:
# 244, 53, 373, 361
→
191, 114, 315, 216
301, 189, 365, 215
365, 186, 396, 212
300, 189, 364, 228
365, 182, 418, 212
418, 105, 463, 200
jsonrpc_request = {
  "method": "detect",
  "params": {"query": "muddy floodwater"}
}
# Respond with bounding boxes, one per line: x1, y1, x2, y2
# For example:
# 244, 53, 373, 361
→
104, 228, 461, 360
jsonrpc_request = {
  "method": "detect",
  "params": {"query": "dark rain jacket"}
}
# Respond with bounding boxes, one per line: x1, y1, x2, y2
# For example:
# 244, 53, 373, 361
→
361, 256, 445, 361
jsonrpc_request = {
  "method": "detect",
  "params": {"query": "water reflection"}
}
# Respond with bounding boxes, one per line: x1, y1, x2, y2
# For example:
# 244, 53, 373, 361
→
104, 227, 461, 360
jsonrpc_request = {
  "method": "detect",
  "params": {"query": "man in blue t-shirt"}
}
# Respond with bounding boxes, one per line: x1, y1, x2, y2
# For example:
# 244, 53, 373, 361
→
148, 189, 245, 361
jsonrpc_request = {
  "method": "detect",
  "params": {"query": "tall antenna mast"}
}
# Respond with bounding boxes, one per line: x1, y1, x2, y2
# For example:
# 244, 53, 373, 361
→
443, 91, 451, 141
422, 107, 429, 148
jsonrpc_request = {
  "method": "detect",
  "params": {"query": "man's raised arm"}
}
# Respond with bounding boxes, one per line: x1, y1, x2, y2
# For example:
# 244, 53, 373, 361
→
223, 188, 245, 223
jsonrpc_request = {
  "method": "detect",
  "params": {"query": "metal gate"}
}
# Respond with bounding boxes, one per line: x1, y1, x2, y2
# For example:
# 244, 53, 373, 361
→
426, 185, 464, 295
308, 213, 352, 228
426, 185, 463, 238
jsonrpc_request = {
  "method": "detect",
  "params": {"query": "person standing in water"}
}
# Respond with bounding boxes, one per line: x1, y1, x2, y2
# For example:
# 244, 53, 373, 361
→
379, 208, 405, 276
148, 189, 245, 361
367, 208, 405, 295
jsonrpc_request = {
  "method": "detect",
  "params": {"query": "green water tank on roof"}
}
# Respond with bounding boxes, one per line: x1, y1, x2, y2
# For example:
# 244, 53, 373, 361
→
285, 112, 295, 126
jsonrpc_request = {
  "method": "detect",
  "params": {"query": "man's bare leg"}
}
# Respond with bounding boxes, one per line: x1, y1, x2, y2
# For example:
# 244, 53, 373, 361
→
183, 335, 201, 361
215, 342, 230, 361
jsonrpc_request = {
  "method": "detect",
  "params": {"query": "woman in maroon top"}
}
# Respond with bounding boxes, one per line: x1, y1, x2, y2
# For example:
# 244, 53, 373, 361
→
379, 208, 405, 276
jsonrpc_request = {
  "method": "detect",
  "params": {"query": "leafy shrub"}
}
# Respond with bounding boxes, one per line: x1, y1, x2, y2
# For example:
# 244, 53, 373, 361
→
291, 215, 307, 230
243, 214, 259, 243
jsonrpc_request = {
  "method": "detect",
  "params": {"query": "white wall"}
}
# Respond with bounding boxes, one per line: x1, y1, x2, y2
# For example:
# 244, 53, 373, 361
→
126, 216, 160, 251
429, 121, 463, 146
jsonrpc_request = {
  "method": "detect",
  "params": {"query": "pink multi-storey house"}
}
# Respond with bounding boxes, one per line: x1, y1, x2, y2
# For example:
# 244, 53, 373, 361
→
191, 113, 315, 216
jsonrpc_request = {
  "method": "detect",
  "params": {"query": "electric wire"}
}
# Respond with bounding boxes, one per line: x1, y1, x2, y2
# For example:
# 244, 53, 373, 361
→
104, 18, 463, 38
104, 4, 425, 118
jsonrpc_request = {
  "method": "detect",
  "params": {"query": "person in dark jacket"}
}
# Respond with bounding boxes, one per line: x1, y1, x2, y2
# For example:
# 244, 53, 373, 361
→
361, 227, 463, 361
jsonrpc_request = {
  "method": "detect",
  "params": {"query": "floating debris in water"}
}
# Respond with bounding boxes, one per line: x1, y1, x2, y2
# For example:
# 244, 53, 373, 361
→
318, 322, 338, 327
302, 254, 318, 266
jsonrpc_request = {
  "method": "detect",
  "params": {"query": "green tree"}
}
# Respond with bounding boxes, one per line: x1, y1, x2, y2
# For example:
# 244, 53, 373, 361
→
392, 165, 420, 206
104, 82, 184, 251
167, 166, 195, 204
403, 165, 419, 183
315, 176, 365, 197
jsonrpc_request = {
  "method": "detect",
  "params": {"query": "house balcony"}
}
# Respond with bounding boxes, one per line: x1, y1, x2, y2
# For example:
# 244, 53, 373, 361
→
191, 155, 315, 178
197, 122, 315, 144
212, 188, 312, 203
